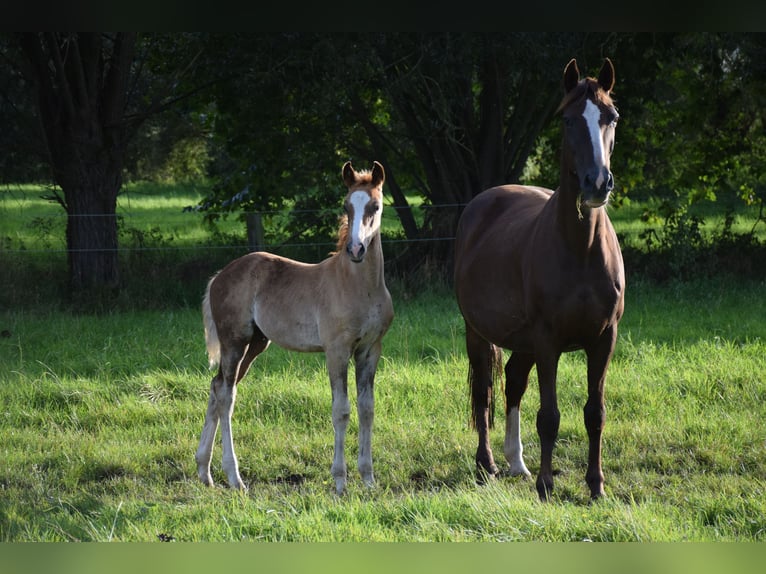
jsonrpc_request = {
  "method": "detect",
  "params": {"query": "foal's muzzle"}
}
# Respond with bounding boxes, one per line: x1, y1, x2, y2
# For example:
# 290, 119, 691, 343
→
346, 242, 366, 263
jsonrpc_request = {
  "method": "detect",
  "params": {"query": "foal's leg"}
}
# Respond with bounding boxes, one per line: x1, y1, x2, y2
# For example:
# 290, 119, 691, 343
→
503, 352, 534, 478
326, 348, 352, 495
583, 326, 617, 499
534, 345, 561, 501
354, 341, 382, 489
195, 333, 267, 489
196, 369, 224, 487
465, 323, 502, 479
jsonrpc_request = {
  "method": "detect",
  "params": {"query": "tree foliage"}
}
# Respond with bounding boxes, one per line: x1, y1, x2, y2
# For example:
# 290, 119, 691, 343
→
3, 32, 765, 302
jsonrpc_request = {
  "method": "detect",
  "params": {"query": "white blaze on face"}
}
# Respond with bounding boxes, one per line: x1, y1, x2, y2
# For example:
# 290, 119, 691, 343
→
348, 190, 373, 258
583, 99, 606, 190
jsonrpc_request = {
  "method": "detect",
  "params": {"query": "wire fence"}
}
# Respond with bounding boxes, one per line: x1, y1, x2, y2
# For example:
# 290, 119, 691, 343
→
0, 202, 467, 256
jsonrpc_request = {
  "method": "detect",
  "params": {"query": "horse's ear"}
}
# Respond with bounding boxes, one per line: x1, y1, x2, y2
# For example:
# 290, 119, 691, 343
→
371, 161, 385, 186
342, 161, 356, 187
598, 58, 615, 94
563, 58, 580, 93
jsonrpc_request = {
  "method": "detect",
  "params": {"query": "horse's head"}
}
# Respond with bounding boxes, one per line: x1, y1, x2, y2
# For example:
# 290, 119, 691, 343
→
560, 58, 619, 208
340, 161, 385, 263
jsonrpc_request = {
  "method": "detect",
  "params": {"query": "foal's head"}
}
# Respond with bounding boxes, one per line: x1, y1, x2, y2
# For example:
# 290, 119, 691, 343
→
558, 58, 619, 208
339, 161, 385, 263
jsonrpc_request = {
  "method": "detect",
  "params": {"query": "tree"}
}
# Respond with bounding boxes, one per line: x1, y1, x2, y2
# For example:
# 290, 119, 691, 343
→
9, 32, 211, 300
201, 33, 607, 271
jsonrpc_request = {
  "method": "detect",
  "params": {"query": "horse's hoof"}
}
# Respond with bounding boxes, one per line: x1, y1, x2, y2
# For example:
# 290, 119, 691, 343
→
507, 462, 532, 479
362, 476, 376, 489
228, 478, 247, 491
536, 477, 554, 501
475, 464, 499, 485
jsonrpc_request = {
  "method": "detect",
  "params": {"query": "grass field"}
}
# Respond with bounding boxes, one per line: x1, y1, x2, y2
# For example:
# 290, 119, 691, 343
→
1, 182, 765, 542
1, 277, 765, 541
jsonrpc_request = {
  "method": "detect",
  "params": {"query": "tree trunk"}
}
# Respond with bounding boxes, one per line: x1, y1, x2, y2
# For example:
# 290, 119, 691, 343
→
62, 161, 122, 292
19, 32, 135, 299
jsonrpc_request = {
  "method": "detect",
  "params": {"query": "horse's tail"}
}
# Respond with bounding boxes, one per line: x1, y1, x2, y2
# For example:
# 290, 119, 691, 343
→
468, 342, 504, 430
202, 275, 220, 370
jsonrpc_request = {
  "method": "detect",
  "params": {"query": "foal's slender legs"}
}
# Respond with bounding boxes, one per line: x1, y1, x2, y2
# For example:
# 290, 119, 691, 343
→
503, 352, 534, 477
465, 322, 501, 478
195, 332, 268, 489
583, 326, 617, 499
354, 341, 382, 489
326, 348, 352, 495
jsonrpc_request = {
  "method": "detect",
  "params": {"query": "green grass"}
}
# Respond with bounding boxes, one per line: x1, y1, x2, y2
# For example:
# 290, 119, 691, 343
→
1, 181, 765, 541
1, 278, 765, 541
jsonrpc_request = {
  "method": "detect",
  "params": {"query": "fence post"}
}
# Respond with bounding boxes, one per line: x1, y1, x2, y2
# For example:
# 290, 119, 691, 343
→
246, 212, 264, 252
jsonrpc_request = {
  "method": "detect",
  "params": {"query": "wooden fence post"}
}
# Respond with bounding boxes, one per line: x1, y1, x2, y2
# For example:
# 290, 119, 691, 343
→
246, 212, 264, 252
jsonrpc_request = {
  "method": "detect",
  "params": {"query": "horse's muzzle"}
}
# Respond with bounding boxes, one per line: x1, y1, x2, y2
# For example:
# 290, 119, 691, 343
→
581, 168, 614, 207
346, 243, 366, 263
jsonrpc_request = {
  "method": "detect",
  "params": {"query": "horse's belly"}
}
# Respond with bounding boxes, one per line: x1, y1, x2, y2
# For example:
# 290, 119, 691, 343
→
252, 303, 323, 352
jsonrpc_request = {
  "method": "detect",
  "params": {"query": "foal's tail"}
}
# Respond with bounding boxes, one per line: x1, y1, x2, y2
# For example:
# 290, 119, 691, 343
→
202, 276, 221, 370
468, 342, 504, 430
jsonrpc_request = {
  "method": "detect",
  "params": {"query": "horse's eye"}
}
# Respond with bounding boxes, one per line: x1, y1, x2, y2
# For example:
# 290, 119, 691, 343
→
563, 117, 574, 128
608, 113, 619, 127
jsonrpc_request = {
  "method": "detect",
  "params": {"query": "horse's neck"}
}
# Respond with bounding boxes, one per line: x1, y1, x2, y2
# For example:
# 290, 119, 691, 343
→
555, 178, 609, 258
338, 233, 387, 289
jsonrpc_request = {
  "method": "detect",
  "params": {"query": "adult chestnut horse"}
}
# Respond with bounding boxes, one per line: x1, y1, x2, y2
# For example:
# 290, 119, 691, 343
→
454, 58, 625, 500
195, 161, 394, 495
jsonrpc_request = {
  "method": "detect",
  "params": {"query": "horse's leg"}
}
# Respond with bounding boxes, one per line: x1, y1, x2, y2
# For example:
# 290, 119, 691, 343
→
196, 331, 268, 489
583, 325, 617, 499
534, 346, 561, 501
195, 369, 224, 487
465, 322, 501, 479
503, 352, 534, 477
326, 348, 352, 495
354, 341, 382, 489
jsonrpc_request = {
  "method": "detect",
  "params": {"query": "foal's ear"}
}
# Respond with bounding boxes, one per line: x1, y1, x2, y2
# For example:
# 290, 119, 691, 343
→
342, 161, 356, 187
598, 58, 615, 94
563, 58, 580, 93
371, 161, 385, 187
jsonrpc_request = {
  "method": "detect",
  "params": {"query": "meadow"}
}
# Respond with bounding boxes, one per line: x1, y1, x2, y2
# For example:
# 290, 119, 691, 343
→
1, 182, 765, 542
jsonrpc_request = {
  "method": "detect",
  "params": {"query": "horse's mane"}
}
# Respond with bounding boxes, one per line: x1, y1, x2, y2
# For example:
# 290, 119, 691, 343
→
556, 77, 616, 114
335, 214, 349, 253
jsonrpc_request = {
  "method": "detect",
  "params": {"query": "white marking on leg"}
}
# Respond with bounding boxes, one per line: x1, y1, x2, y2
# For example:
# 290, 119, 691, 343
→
583, 100, 606, 189
195, 384, 220, 486
219, 383, 245, 489
504, 406, 531, 477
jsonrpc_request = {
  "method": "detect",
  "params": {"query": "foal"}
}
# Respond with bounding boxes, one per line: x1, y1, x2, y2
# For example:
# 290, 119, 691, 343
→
195, 161, 394, 495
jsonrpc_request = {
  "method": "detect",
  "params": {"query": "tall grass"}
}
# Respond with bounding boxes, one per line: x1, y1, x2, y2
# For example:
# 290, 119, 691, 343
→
1, 278, 764, 541
1, 182, 765, 541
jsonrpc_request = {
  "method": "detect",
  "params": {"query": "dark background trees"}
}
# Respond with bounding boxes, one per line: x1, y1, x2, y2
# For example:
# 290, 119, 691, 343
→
2, 32, 764, 303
